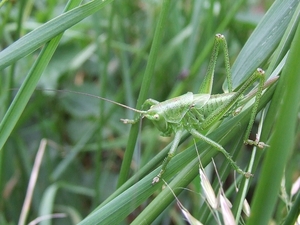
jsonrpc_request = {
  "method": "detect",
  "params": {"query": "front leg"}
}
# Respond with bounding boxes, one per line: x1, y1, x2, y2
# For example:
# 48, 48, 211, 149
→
121, 116, 141, 124
120, 99, 160, 124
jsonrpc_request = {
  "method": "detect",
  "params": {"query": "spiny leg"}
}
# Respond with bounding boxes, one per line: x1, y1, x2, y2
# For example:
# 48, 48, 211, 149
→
200, 68, 268, 149
189, 128, 252, 178
199, 34, 233, 95
152, 129, 184, 184
201, 69, 266, 134
197, 34, 269, 148
242, 70, 267, 148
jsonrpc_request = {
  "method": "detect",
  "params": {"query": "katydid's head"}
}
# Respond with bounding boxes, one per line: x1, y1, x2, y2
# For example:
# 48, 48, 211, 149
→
143, 109, 172, 135
143, 110, 160, 121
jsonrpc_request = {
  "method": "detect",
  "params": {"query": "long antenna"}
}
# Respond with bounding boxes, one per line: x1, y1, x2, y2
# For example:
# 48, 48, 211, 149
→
32, 88, 147, 114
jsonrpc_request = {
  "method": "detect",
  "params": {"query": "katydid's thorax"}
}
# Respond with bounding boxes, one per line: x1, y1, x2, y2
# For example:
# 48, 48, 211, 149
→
144, 92, 210, 136
143, 92, 191, 135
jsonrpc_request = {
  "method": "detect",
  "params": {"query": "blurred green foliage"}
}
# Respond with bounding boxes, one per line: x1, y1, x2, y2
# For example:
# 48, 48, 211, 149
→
0, 0, 299, 224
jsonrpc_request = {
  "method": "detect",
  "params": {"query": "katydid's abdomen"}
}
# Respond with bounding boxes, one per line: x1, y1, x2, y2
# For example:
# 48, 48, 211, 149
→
197, 92, 239, 119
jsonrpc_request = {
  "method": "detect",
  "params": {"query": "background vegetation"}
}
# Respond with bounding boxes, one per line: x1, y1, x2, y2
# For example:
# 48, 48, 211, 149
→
0, 0, 299, 224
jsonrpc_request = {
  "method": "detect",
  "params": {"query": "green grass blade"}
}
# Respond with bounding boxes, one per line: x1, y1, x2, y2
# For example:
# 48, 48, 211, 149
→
0, 0, 114, 70
226, 0, 299, 90
246, 18, 300, 225
282, 192, 300, 225
0, 1, 112, 209
0, 0, 96, 151
38, 184, 59, 225
0, 1, 83, 215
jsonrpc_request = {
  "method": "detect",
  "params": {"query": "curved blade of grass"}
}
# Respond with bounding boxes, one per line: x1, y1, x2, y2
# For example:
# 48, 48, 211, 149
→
246, 15, 300, 225
78, 132, 226, 224
223, 0, 299, 91
37, 182, 96, 225
38, 184, 59, 225
0, 0, 114, 70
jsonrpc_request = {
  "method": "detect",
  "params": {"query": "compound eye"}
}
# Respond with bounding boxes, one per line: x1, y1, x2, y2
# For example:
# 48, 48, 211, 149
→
154, 114, 159, 120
